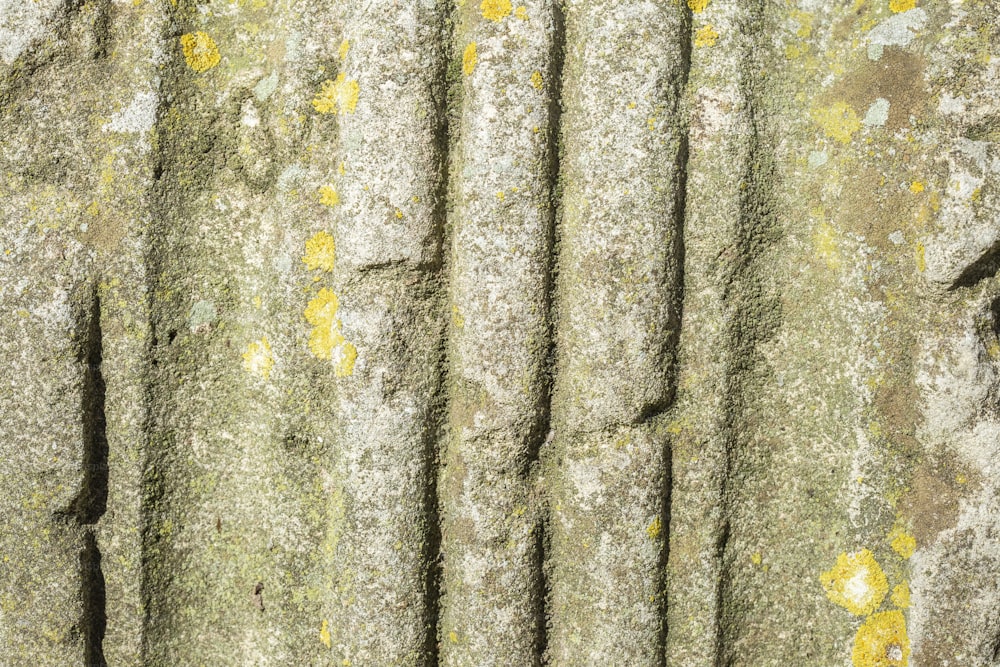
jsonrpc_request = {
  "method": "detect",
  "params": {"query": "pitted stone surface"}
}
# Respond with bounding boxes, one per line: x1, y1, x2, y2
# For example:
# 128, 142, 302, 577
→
2, 1, 1000, 665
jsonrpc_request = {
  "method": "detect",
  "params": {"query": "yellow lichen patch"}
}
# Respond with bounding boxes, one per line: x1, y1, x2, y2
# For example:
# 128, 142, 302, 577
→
463, 42, 478, 76
531, 70, 544, 89
889, 0, 915, 12
646, 517, 661, 539
335, 74, 360, 114
514, 5, 528, 19
820, 549, 889, 616
312, 83, 336, 113
666, 417, 689, 435
320, 619, 331, 648
302, 231, 336, 272
891, 581, 910, 609
180, 32, 221, 73
909, 180, 924, 194
888, 526, 916, 559
852, 610, 910, 667
449, 631, 459, 644
914, 242, 926, 272
312, 73, 360, 115
688, 0, 710, 12
814, 221, 841, 269
339, 39, 350, 61
694, 24, 719, 47
481, 0, 512, 21
332, 341, 357, 377
304, 288, 357, 375
812, 102, 862, 143
305, 288, 343, 358
242, 337, 274, 379
791, 10, 814, 38
319, 185, 340, 208
750, 551, 763, 565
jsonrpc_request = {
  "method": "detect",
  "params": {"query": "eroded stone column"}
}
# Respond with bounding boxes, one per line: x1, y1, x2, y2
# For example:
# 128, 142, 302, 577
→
438, 1, 558, 664
547, 1, 687, 662
313, 2, 450, 664
142, 1, 339, 662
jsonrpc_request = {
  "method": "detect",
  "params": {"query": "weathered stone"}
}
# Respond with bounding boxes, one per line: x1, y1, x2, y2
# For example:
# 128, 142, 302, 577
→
2, 1, 1000, 665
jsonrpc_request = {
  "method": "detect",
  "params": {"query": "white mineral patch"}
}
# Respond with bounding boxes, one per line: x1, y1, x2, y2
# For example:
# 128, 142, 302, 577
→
240, 100, 260, 128
938, 92, 968, 115
253, 73, 279, 102
808, 150, 829, 168
948, 169, 983, 200
569, 459, 602, 509
0, 0, 64, 65
888, 230, 904, 245
284, 32, 302, 62
916, 328, 996, 440
28, 285, 74, 336
866, 9, 928, 61
272, 254, 292, 274
188, 300, 217, 332
104, 91, 159, 134
863, 98, 890, 127
276, 163, 305, 192
954, 138, 993, 174
844, 568, 871, 607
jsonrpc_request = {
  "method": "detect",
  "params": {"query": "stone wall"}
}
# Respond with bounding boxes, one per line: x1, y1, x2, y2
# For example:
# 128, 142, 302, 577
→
1, 0, 999, 665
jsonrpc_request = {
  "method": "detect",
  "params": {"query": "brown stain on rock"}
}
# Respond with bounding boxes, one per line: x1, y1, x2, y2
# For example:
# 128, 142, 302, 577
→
828, 49, 929, 132
897, 452, 968, 547
872, 336, 921, 455
82, 212, 128, 254
835, 164, 918, 252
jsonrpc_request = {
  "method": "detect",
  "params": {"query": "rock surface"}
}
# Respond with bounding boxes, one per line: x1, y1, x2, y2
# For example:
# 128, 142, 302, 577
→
1, 0, 999, 665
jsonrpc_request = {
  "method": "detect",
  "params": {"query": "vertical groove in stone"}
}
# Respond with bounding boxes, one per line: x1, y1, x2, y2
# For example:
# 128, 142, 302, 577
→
81, 529, 108, 667
95, 3, 169, 663
71, 290, 108, 667
536, 3, 567, 661
546, 1, 687, 662
143, 1, 335, 663
316, 1, 450, 664
663, 2, 759, 665
438, 1, 558, 664
709, 1, 782, 663
658, 10, 693, 662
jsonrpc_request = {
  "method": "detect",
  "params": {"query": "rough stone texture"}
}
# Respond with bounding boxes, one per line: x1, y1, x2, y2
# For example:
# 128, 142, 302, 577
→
2, 0, 1000, 665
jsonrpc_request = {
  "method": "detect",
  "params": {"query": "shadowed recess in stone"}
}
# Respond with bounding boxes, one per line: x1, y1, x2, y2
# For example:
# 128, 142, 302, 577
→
949, 237, 1000, 291
58, 289, 109, 526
